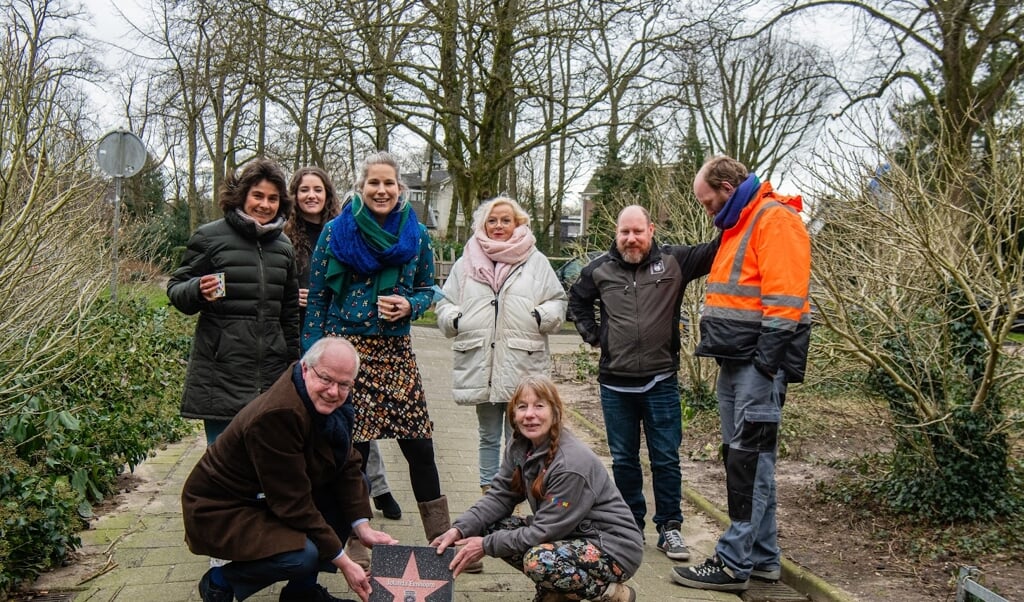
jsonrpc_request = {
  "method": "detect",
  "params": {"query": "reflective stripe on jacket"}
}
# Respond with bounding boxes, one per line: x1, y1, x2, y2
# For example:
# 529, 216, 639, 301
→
696, 182, 812, 382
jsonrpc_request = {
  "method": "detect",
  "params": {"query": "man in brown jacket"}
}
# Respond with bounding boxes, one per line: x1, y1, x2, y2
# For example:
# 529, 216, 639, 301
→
182, 337, 397, 602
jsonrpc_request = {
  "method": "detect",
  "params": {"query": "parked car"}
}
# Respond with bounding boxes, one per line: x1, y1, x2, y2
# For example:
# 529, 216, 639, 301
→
556, 251, 602, 322
555, 251, 602, 293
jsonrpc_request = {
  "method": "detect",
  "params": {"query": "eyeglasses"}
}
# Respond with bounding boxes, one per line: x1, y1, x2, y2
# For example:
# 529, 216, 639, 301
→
309, 364, 354, 392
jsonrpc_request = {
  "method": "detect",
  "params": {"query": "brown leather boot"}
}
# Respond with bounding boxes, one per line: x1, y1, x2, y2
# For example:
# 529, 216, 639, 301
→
345, 535, 370, 571
417, 496, 483, 573
597, 582, 636, 602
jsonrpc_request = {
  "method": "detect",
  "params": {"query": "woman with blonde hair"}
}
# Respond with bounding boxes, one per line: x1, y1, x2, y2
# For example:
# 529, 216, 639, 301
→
303, 151, 449, 551
436, 196, 566, 492
432, 375, 643, 602
285, 166, 402, 567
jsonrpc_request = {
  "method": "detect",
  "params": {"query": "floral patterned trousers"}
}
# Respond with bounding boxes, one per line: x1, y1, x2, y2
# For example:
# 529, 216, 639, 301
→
484, 516, 626, 601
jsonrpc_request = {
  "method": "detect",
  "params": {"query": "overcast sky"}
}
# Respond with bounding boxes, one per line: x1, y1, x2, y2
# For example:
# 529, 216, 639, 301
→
83, 0, 147, 125
79, 0, 865, 196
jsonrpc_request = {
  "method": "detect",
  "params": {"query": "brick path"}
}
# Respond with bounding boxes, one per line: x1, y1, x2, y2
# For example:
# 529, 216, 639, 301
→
27, 326, 817, 602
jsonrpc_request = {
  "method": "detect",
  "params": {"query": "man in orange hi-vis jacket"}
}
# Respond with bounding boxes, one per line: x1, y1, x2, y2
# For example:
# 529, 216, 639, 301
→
672, 156, 811, 593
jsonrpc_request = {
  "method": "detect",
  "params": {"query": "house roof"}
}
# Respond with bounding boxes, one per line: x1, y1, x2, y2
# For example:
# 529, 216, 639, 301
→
408, 199, 437, 229
403, 170, 450, 189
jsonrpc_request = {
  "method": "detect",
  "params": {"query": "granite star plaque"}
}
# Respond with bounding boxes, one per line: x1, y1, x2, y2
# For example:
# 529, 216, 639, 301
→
369, 544, 455, 602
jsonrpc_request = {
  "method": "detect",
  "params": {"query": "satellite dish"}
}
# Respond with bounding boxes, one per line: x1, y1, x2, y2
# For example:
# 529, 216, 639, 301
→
97, 129, 147, 178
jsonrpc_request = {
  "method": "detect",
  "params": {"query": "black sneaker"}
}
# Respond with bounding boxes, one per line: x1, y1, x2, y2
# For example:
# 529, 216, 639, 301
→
373, 492, 403, 520
279, 583, 355, 602
198, 568, 234, 602
671, 555, 750, 592
656, 521, 690, 560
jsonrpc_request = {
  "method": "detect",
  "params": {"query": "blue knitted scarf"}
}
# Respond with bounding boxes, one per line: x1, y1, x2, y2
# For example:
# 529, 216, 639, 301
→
714, 173, 761, 230
326, 195, 420, 300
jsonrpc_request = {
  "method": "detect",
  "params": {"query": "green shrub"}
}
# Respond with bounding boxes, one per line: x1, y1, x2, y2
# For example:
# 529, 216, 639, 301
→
0, 299, 192, 595
0, 445, 82, 595
680, 380, 716, 412
570, 346, 598, 381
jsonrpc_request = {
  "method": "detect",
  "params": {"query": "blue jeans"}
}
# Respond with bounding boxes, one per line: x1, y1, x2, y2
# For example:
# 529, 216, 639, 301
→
203, 419, 231, 445
476, 402, 512, 487
221, 538, 341, 600
714, 360, 786, 579
599, 375, 683, 532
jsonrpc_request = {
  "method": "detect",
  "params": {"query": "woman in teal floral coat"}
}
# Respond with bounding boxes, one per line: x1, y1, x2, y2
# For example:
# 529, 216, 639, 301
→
302, 151, 463, 557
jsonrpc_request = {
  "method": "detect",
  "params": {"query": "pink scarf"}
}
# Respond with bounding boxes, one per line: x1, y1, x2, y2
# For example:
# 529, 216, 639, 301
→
463, 225, 536, 292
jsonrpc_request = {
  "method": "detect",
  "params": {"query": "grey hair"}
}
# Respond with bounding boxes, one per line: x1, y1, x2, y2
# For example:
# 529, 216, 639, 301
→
470, 195, 531, 234
302, 336, 360, 375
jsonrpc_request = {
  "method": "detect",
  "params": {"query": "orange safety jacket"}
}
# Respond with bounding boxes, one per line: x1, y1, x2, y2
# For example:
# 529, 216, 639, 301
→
695, 182, 812, 382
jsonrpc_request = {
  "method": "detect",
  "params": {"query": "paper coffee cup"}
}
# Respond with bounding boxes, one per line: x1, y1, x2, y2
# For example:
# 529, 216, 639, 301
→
212, 272, 226, 298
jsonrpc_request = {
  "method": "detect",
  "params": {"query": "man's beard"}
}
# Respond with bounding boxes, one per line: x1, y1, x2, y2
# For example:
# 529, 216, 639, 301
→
620, 247, 645, 264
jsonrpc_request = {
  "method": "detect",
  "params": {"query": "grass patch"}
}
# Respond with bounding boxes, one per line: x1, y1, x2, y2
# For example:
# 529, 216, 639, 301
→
120, 281, 171, 309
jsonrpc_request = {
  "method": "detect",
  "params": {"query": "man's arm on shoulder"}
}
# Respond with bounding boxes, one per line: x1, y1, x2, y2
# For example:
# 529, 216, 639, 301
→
669, 233, 721, 282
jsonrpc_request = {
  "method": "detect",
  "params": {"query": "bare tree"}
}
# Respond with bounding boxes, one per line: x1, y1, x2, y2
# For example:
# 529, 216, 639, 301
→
677, 27, 838, 179
0, 0, 110, 409
255, 0, 680, 237
140, 0, 265, 226
805, 115, 1024, 520
761, 0, 1024, 200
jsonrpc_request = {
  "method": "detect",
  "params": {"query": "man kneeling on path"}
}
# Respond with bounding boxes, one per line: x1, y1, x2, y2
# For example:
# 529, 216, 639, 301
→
182, 336, 397, 602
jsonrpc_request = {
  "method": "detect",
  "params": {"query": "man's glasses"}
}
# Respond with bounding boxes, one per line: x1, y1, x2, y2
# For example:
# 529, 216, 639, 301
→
309, 365, 354, 392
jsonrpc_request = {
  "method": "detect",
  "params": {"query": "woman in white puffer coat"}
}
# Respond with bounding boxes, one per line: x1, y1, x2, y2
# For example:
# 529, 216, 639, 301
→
436, 196, 567, 491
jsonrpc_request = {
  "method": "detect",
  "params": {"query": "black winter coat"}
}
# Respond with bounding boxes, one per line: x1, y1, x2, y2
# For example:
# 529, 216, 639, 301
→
168, 210, 300, 420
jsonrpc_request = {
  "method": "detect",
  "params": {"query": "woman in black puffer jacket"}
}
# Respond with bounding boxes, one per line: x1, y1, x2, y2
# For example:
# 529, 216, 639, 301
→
168, 158, 300, 444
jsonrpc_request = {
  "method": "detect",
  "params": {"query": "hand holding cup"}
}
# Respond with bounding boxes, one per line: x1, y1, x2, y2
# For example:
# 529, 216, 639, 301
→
201, 273, 226, 302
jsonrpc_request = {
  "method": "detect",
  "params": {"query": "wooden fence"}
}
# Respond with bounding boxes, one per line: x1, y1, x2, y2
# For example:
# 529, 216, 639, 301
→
434, 248, 458, 285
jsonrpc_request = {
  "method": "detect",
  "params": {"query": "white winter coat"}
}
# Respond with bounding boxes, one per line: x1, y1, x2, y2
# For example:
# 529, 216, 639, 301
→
436, 249, 567, 405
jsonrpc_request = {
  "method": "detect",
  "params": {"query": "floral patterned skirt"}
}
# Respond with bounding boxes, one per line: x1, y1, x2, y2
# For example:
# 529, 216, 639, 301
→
485, 516, 626, 601
347, 334, 432, 442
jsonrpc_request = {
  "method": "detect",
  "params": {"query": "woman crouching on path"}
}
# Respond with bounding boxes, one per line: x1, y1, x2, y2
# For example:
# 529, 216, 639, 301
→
431, 375, 643, 602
